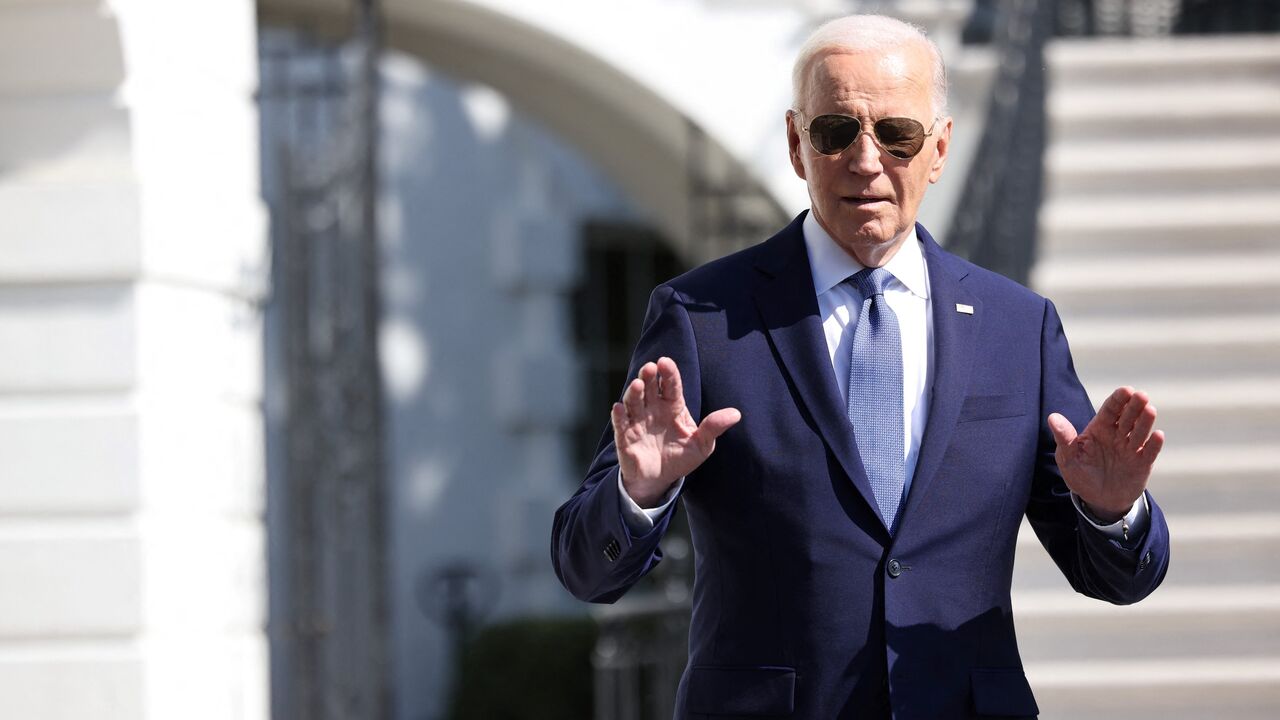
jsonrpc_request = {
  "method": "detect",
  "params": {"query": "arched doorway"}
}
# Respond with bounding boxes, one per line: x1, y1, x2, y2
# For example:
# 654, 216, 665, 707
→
257, 3, 785, 718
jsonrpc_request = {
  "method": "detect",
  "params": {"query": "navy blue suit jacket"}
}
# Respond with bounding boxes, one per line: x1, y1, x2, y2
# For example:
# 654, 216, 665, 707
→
552, 214, 1169, 719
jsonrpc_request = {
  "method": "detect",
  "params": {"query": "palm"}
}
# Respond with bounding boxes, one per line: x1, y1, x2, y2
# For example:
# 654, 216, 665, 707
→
1049, 387, 1164, 520
612, 357, 741, 508
618, 400, 702, 479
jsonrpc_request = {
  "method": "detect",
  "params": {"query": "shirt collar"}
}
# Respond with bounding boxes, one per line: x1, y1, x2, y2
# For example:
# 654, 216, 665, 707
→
802, 210, 929, 300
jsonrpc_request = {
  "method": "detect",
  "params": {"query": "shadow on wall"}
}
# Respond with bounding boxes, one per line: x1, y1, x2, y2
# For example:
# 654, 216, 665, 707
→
2, 10, 126, 183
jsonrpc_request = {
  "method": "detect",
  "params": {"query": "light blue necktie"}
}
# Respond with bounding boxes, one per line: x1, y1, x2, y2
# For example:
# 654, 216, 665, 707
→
847, 267, 906, 533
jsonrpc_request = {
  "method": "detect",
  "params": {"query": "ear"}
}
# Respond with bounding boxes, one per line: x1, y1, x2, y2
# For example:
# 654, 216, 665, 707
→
786, 110, 807, 180
927, 116, 952, 184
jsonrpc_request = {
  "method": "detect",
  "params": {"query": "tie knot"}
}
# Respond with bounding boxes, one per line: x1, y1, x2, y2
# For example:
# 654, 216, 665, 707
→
850, 266, 893, 298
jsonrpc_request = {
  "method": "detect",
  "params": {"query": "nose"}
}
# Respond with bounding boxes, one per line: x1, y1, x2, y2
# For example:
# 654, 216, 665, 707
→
846, 130, 883, 176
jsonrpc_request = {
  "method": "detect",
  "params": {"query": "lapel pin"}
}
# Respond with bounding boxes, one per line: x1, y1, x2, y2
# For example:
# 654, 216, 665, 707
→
956, 303, 974, 315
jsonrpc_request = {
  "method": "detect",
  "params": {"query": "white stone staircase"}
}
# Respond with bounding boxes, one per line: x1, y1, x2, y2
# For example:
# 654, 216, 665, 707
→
1020, 35, 1280, 720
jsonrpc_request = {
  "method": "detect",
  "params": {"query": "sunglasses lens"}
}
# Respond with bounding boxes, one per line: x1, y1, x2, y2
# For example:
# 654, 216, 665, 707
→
807, 115, 929, 158
809, 114, 862, 155
873, 117, 927, 159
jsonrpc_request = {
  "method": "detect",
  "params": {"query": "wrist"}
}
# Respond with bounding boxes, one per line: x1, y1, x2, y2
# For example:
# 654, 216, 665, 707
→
630, 491, 663, 509
619, 471, 673, 510
1081, 499, 1127, 524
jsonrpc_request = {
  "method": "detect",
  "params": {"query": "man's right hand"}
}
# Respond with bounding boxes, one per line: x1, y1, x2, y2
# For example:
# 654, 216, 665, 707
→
611, 356, 742, 508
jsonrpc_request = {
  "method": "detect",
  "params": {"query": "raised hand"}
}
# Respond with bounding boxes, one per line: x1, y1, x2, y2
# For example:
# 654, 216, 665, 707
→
1048, 387, 1165, 522
611, 356, 742, 508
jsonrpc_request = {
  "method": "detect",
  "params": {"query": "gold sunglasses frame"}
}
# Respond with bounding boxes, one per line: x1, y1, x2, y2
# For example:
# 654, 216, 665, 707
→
791, 110, 941, 160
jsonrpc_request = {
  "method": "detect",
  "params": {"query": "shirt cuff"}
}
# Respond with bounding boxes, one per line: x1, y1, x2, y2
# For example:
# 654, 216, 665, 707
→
617, 472, 684, 535
1071, 491, 1150, 543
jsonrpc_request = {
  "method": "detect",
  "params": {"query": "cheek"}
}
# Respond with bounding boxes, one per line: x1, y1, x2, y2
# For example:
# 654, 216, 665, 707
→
896, 170, 931, 205
806, 164, 840, 196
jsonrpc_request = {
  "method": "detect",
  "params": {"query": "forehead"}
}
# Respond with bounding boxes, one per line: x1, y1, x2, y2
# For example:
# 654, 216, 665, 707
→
803, 46, 933, 115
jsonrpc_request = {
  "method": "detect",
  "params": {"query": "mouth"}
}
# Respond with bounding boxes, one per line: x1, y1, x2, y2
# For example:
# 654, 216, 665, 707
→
841, 195, 891, 207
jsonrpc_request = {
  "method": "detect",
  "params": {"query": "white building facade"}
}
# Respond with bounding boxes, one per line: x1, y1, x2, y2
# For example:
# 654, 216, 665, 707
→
0, 1, 269, 718
0, 1, 1013, 718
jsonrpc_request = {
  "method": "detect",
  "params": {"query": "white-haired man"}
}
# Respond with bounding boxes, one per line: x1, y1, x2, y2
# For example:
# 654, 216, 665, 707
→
553, 14, 1168, 719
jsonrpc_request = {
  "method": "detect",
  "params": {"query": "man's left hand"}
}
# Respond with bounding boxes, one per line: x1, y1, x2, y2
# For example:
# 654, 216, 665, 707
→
1048, 386, 1165, 523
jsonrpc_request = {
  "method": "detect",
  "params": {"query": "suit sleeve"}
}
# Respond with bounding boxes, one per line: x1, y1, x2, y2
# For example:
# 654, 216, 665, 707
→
1025, 298, 1170, 605
550, 284, 702, 603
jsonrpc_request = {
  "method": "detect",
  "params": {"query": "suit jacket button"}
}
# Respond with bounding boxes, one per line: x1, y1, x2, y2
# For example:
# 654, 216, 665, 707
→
887, 559, 903, 578
603, 538, 621, 563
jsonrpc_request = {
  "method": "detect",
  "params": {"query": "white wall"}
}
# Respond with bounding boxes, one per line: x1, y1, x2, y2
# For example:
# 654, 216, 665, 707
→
0, 1, 268, 718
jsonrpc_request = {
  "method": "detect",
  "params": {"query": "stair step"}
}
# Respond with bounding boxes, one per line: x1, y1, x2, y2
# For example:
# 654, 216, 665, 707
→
1048, 87, 1280, 142
1034, 251, 1280, 291
1039, 193, 1280, 241
1048, 36, 1280, 88
1014, 513, 1280, 590
1072, 377, 1280, 447
1143, 444, 1280, 516
1031, 31, 1278, 720
1032, 249, 1280, 318
1007, 455, 1276, 516
1014, 584, 1280, 662
1046, 138, 1280, 197
1065, 315, 1280, 379
1046, 288, 1278, 319
1027, 657, 1280, 720
1051, 86, 1280, 117
1039, 197, 1280, 259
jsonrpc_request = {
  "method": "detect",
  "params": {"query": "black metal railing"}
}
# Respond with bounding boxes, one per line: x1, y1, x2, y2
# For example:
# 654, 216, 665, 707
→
948, 0, 1054, 285
1055, 0, 1280, 36
258, 1, 390, 717
950, 0, 1278, 283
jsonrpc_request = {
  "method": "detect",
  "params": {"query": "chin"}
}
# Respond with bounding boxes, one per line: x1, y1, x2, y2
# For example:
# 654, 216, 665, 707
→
833, 223, 912, 265
836, 221, 897, 250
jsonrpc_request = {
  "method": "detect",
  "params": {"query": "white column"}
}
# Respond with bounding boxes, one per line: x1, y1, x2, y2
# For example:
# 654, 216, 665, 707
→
0, 1, 268, 718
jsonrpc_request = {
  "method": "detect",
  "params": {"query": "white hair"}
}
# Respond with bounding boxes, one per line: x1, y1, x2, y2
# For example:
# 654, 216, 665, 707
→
791, 14, 949, 116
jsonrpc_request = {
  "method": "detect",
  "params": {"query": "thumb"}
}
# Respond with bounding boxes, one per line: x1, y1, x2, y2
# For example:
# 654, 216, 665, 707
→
1046, 412, 1078, 449
694, 407, 742, 452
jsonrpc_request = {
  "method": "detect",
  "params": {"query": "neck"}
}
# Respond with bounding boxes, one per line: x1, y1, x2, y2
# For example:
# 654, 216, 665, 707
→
847, 235, 906, 268
815, 216, 911, 268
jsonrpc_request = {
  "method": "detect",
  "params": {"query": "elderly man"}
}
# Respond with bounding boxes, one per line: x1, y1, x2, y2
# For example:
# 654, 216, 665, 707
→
552, 14, 1168, 719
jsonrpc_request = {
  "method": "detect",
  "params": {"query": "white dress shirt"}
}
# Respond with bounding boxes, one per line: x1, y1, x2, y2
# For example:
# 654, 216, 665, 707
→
620, 212, 1146, 541
804, 211, 933, 492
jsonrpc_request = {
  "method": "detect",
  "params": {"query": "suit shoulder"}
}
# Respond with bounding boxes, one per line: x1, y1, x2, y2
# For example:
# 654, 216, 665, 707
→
941, 247, 1048, 309
660, 212, 808, 301
660, 239, 769, 303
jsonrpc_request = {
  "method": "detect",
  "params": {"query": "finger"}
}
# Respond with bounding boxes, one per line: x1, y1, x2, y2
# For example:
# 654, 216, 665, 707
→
1138, 429, 1165, 464
622, 377, 645, 419
610, 401, 628, 436
638, 362, 659, 407
656, 356, 683, 404
1095, 386, 1135, 428
1116, 390, 1149, 437
1126, 402, 1158, 451
1047, 412, 1078, 449
694, 407, 742, 453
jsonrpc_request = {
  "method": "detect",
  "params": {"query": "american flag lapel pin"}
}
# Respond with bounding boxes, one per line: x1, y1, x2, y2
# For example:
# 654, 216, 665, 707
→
956, 303, 974, 315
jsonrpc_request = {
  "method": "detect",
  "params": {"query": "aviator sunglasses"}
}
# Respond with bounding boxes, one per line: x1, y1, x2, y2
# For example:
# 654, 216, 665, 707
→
793, 111, 940, 160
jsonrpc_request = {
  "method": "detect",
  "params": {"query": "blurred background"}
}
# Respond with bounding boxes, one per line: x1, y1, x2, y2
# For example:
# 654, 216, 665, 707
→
1, 0, 1277, 718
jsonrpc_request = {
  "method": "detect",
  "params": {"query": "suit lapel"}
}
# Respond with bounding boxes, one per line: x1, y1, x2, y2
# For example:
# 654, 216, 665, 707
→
899, 224, 982, 529
751, 214, 889, 534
